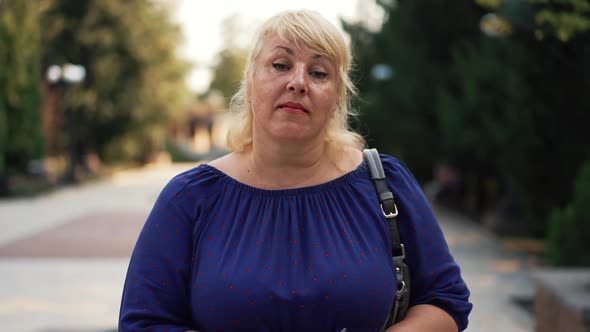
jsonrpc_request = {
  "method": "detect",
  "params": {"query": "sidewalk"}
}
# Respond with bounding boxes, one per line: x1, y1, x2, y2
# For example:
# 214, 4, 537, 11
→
0, 163, 535, 331
437, 208, 535, 331
0, 163, 191, 332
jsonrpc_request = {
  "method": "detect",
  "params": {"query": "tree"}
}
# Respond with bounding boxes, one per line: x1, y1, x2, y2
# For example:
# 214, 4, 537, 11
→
41, 0, 191, 164
547, 160, 590, 266
470, 0, 590, 235
346, 0, 590, 238
437, 37, 539, 232
344, 1, 486, 180
205, 14, 248, 106
0, 1, 44, 193
207, 49, 247, 106
477, 0, 590, 41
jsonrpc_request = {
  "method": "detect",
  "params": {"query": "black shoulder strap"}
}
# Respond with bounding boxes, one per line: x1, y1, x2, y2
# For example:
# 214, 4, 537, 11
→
363, 148, 404, 257
363, 148, 410, 327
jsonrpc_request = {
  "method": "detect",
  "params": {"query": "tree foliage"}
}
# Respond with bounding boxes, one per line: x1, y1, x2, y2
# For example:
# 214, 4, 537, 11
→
467, 0, 590, 234
207, 48, 247, 106
478, 0, 590, 41
345, 0, 590, 237
345, 1, 486, 180
547, 160, 590, 266
205, 14, 248, 106
41, 0, 191, 162
0, 1, 44, 179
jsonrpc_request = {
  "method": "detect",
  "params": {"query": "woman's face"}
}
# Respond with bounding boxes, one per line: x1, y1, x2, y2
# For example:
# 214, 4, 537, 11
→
248, 34, 339, 144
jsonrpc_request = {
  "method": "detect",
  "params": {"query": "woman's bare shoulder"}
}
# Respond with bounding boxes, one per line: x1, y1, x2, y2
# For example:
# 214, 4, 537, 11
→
206, 152, 245, 179
333, 147, 364, 173
207, 153, 234, 169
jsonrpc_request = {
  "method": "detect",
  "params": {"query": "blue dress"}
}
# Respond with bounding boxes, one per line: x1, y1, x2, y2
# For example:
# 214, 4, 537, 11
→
119, 154, 472, 331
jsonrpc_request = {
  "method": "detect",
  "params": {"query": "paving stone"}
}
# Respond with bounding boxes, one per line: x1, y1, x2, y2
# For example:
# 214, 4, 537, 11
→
0, 212, 146, 258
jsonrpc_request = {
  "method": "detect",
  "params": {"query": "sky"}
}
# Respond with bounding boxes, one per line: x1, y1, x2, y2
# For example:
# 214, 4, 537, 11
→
169, 0, 380, 93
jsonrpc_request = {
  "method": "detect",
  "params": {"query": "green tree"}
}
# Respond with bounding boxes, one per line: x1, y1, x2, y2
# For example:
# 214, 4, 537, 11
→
346, 0, 589, 238
0, 1, 44, 192
41, 0, 190, 163
547, 160, 590, 266
205, 14, 248, 106
437, 37, 539, 232
470, 0, 590, 235
207, 49, 247, 106
345, 1, 486, 180
533, 0, 590, 41
478, 0, 590, 41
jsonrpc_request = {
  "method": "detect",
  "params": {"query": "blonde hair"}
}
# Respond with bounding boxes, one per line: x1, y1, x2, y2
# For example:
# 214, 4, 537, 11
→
226, 9, 365, 152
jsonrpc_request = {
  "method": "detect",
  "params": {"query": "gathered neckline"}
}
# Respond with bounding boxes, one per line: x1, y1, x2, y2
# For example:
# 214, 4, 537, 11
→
200, 160, 368, 197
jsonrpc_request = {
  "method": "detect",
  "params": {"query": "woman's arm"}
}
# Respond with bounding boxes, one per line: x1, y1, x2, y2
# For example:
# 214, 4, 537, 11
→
384, 304, 458, 332
119, 175, 199, 331
381, 155, 472, 331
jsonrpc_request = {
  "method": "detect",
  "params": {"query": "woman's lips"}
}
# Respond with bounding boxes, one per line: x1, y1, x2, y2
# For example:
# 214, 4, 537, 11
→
279, 102, 308, 113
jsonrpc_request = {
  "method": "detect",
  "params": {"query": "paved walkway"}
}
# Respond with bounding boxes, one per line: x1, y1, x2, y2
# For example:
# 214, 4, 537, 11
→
0, 163, 535, 331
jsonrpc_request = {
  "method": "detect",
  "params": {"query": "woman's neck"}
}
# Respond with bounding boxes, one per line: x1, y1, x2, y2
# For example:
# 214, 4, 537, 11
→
244, 137, 335, 189
209, 133, 363, 190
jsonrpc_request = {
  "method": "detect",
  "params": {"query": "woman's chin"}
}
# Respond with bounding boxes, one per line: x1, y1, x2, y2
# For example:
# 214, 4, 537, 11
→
269, 128, 316, 142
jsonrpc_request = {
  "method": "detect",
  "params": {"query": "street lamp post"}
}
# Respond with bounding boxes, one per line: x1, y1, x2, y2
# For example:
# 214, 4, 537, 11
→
46, 63, 86, 86
46, 63, 86, 184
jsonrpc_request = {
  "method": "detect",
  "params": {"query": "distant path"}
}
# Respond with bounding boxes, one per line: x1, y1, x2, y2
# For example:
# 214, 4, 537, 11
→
0, 163, 195, 246
0, 162, 198, 331
437, 208, 535, 331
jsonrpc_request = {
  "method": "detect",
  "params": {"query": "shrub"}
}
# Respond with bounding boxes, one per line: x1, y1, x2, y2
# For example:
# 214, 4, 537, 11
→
547, 160, 590, 266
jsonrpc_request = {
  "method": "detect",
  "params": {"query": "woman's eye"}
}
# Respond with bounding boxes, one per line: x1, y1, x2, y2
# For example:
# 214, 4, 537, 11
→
310, 70, 328, 79
272, 63, 290, 71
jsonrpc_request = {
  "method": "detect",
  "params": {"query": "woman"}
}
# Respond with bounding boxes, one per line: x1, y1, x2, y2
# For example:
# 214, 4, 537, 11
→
119, 9, 472, 332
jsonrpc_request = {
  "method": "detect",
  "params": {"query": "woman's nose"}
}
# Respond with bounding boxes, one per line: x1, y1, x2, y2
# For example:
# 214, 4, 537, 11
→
286, 66, 307, 94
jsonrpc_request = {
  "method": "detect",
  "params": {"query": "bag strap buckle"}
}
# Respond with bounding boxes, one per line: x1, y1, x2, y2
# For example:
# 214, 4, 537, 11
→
381, 203, 398, 219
